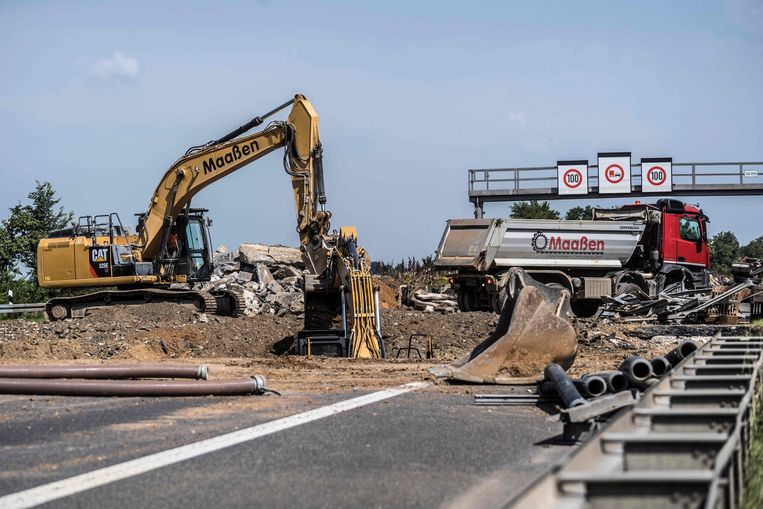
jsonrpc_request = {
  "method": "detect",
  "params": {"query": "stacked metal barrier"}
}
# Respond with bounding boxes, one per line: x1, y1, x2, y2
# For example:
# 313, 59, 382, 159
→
509, 335, 763, 509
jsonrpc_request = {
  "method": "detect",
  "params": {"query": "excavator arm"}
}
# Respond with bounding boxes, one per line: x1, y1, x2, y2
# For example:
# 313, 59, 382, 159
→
139, 94, 384, 358
137, 95, 330, 262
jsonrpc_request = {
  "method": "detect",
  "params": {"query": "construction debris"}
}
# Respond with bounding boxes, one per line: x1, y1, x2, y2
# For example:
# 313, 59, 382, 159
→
595, 279, 758, 323
392, 333, 435, 359
399, 285, 459, 313
201, 244, 306, 316
480, 340, 697, 407
476, 340, 699, 442
731, 256, 763, 283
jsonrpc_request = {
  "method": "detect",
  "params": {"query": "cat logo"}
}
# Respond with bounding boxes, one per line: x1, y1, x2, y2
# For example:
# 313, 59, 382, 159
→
91, 248, 109, 263
89, 246, 111, 277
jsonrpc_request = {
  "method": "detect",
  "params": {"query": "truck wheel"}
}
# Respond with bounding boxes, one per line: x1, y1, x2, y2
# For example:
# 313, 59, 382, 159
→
571, 301, 598, 318
457, 291, 474, 312
545, 282, 568, 293
615, 283, 642, 296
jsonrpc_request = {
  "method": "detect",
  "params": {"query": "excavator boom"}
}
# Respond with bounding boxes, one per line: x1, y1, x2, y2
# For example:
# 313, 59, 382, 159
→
138, 95, 328, 261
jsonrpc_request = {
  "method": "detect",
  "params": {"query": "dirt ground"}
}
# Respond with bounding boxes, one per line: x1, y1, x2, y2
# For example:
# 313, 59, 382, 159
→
0, 302, 739, 392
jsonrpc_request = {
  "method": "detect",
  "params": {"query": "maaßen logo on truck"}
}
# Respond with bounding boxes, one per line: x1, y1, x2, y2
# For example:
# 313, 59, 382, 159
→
532, 231, 604, 254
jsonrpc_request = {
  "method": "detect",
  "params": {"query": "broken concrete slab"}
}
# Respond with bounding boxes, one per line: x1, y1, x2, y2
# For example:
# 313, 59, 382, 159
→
238, 244, 304, 267
267, 281, 284, 294
256, 264, 276, 285
280, 275, 302, 288
273, 292, 303, 312
235, 271, 253, 283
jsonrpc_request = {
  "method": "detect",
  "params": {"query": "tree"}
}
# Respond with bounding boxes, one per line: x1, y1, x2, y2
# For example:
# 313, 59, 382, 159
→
565, 205, 595, 220
0, 226, 14, 275
741, 236, 763, 259
510, 201, 560, 220
708, 231, 740, 274
1, 181, 72, 281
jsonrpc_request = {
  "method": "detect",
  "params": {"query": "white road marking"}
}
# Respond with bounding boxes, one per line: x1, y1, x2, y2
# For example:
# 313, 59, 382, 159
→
0, 381, 430, 509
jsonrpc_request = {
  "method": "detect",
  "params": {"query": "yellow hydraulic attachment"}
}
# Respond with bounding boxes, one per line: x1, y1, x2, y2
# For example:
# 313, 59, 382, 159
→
349, 270, 382, 359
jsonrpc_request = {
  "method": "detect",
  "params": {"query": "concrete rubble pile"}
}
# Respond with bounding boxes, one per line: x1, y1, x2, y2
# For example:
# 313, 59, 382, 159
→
201, 244, 306, 317
399, 285, 458, 313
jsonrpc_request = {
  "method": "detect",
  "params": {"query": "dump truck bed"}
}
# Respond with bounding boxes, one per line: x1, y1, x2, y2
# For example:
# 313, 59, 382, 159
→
434, 218, 646, 271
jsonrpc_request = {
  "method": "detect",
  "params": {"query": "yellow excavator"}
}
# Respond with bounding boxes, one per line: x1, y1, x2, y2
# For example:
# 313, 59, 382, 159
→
36, 94, 384, 358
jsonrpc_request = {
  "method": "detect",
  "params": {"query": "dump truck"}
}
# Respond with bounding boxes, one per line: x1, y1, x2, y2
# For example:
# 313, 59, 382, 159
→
434, 199, 711, 313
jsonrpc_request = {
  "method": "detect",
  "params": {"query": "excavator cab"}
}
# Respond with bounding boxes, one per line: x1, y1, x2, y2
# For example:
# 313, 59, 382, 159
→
171, 210, 214, 282
135, 208, 214, 282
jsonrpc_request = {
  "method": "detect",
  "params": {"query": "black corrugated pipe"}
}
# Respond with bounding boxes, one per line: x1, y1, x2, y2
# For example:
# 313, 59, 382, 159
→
634, 377, 660, 392
544, 363, 586, 408
619, 356, 653, 386
0, 376, 269, 397
539, 376, 607, 398
0, 364, 208, 380
583, 371, 629, 393
650, 356, 672, 377
664, 340, 698, 366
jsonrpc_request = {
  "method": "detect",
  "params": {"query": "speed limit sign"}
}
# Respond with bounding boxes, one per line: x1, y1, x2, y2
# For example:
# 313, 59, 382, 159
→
641, 157, 672, 193
557, 160, 588, 195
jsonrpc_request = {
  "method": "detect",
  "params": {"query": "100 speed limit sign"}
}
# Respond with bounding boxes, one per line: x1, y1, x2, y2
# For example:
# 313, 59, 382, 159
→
641, 158, 672, 192
557, 160, 588, 195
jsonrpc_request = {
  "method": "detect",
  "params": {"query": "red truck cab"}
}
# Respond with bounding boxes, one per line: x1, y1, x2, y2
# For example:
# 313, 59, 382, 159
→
620, 199, 710, 289
661, 202, 710, 268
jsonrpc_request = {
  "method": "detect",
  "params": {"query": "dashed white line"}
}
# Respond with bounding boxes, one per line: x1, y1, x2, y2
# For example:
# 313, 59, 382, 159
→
0, 381, 430, 509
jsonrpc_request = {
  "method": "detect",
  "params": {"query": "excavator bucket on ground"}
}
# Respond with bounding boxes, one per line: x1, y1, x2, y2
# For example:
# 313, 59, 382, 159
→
430, 268, 577, 383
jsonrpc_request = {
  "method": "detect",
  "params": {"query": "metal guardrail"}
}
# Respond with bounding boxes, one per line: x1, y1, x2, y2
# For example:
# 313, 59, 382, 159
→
508, 335, 763, 509
0, 303, 46, 315
468, 161, 763, 213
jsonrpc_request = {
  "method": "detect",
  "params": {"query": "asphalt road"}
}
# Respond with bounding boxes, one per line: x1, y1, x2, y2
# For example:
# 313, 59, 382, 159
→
0, 385, 568, 508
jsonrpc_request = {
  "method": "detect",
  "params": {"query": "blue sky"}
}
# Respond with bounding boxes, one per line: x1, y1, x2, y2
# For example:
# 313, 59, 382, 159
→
1, 0, 761, 261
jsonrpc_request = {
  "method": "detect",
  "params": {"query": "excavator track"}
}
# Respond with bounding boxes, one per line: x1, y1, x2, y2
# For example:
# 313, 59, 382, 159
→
208, 288, 246, 317
230, 288, 246, 317
45, 288, 237, 321
198, 290, 218, 315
